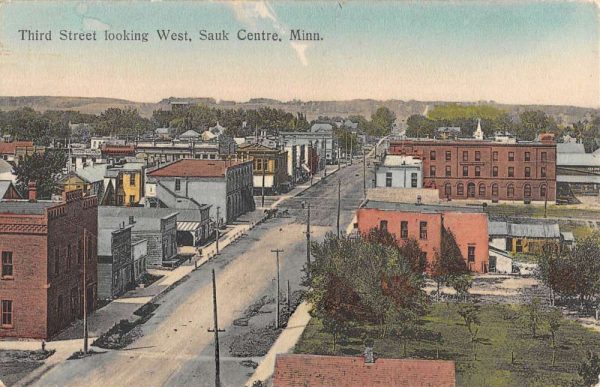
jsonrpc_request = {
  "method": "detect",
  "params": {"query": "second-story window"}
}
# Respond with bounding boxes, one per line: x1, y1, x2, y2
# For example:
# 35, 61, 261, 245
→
419, 221, 428, 240
475, 151, 481, 161
1, 252, 13, 278
175, 178, 181, 191
492, 166, 498, 177
400, 221, 408, 239
445, 165, 451, 177
430, 151, 436, 160
508, 152, 515, 161
475, 166, 481, 177
541, 152, 547, 162
462, 151, 468, 161
493, 151, 498, 161
508, 167, 514, 177
385, 172, 392, 187
468, 246, 475, 262
445, 151, 451, 161
430, 166, 436, 177
525, 167, 531, 178
129, 174, 135, 186
463, 166, 468, 177
541, 167, 547, 178
525, 152, 531, 161
380, 220, 388, 231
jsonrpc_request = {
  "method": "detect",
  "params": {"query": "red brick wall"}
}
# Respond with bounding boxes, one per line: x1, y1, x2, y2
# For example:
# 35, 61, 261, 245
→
46, 195, 98, 338
389, 140, 556, 202
0, 221, 48, 339
356, 207, 489, 273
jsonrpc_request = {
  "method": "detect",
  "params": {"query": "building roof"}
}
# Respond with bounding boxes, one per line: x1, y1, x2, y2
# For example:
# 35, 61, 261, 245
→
155, 128, 171, 134
76, 164, 108, 183
381, 155, 422, 167
0, 181, 21, 200
0, 159, 14, 174
0, 200, 58, 215
363, 200, 484, 214
489, 221, 561, 238
180, 130, 201, 138
272, 354, 455, 387
557, 153, 600, 167
0, 141, 34, 154
237, 142, 282, 153
310, 123, 333, 133
557, 142, 586, 154
437, 127, 461, 133
147, 159, 247, 178
99, 206, 178, 232
557, 175, 600, 184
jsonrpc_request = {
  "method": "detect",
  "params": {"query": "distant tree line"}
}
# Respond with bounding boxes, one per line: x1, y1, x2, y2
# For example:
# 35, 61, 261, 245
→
406, 104, 600, 151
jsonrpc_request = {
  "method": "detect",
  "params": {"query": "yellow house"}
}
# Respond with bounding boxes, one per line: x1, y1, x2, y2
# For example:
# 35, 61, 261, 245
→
60, 165, 107, 199
101, 162, 145, 206
237, 143, 289, 194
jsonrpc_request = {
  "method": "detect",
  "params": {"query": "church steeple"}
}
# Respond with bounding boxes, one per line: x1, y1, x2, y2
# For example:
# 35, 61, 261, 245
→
474, 118, 484, 140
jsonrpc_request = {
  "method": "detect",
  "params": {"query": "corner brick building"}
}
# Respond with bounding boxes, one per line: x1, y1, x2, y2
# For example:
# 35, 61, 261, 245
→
388, 135, 556, 202
356, 200, 489, 273
0, 186, 98, 339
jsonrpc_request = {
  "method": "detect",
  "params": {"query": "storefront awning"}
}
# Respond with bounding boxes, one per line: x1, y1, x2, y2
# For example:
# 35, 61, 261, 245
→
177, 221, 201, 232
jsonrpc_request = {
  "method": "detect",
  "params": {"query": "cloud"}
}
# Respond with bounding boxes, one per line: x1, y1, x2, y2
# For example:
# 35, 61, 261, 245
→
83, 17, 110, 31
227, 1, 311, 66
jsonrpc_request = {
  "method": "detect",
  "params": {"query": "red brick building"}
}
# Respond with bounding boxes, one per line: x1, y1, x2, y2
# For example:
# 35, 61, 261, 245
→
0, 186, 98, 339
356, 201, 489, 273
273, 353, 456, 387
388, 135, 556, 202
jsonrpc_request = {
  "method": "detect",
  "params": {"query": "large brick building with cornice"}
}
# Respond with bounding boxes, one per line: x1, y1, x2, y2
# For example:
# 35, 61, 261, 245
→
0, 186, 98, 339
388, 135, 556, 202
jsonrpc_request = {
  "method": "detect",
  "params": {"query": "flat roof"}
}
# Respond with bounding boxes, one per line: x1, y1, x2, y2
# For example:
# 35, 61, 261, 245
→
362, 200, 485, 213
0, 200, 58, 215
148, 159, 248, 178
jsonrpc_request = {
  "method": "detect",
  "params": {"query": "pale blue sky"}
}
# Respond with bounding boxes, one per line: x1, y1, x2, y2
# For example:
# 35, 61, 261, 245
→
0, 1, 598, 107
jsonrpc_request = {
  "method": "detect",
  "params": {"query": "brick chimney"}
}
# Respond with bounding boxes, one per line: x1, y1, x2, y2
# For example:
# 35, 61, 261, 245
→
28, 181, 37, 202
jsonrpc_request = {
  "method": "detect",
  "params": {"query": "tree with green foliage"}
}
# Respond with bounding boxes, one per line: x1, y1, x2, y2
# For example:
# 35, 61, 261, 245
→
545, 308, 562, 366
448, 274, 473, 302
362, 227, 427, 274
536, 241, 575, 306
567, 232, 600, 309
406, 114, 436, 138
518, 110, 558, 141
431, 229, 469, 301
457, 303, 481, 359
13, 151, 67, 199
307, 233, 428, 340
370, 106, 396, 136
521, 297, 543, 338
578, 351, 600, 387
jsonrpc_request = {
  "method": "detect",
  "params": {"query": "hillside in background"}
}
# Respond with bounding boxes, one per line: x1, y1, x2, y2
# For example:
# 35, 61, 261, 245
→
0, 96, 597, 125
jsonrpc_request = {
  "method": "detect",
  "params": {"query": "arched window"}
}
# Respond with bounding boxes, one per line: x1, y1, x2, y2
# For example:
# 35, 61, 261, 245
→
540, 184, 547, 198
467, 183, 476, 198
479, 183, 486, 196
444, 183, 452, 197
457, 183, 464, 196
492, 183, 499, 197
524, 184, 531, 197
507, 184, 514, 197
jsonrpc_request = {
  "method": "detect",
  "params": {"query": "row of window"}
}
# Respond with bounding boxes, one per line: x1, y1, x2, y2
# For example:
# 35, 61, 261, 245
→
430, 150, 548, 162
380, 220, 428, 240
443, 182, 547, 198
377, 221, 477, 262
385, 172, 418, 188
429, 165, 547, 178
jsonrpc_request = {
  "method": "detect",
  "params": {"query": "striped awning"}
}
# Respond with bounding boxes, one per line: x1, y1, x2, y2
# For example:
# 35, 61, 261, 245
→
177, 221, 201, 232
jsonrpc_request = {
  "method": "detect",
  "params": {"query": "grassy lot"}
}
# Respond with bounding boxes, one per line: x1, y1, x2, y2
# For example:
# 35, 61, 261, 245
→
294, 304, 600, 386
487, 203, 600, 221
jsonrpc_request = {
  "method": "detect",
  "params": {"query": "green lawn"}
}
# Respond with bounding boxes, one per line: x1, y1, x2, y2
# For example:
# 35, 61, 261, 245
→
487, 204, 600, 221
294, 304, 600, 386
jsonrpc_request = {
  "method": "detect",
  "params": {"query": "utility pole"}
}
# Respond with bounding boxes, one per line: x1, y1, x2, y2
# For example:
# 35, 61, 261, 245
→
544, 175, 548, 218
323, 137, 327, 178
215, 207, 220, 254
349, 135, 353, 165
337, 179, 341, 238
208, 269, 225, 387
287, 279, 291, 314
82, 228, 88, 354
306, 203, 311, 280
337, 146, 341, 171
363, 148, 367, 197
271, 249, 284, 329
261, 154, 266, 208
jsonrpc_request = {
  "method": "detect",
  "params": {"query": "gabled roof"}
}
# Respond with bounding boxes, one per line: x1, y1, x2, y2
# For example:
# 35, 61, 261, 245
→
310, 123, 333, 133
76, 164, 108, 183
273, 354, 456, 387
180, 130, 201, 138
0, 181, 21, 200
147, 159, 247, 178
0, 159, 14, 174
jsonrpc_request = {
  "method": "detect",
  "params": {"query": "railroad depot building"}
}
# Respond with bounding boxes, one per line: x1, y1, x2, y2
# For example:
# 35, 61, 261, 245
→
0, 187, 98, 339
356, 200, 489, 273
388, 135, 556, 202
